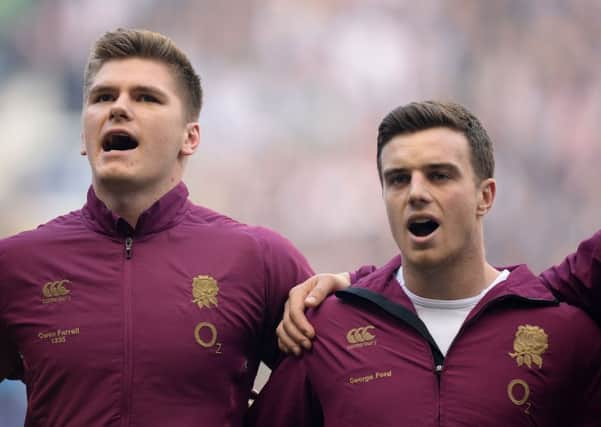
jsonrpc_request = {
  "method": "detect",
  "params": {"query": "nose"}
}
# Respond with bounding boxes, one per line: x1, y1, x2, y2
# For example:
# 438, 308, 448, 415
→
408, 173, 431, 207
109, 95, 132, 121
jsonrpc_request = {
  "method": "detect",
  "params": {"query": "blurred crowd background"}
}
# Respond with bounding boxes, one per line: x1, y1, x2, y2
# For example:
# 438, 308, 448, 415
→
2, 0, 600, 423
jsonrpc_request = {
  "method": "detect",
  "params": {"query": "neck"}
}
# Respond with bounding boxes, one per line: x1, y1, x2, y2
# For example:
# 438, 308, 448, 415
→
93, 179, 180, 228
402, 248, 500, 300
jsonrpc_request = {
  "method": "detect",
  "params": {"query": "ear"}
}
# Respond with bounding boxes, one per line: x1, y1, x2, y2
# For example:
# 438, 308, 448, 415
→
180, 122, 200, 156
476, 178, 496, 217
80, 132, 87, 156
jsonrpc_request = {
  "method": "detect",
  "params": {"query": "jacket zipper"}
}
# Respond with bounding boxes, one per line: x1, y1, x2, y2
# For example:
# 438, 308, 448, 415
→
435, 359, 443, 425
335, 288, 556, 427
125, 237, 133, 259
122, 236, 134, 426
335, 288, 445, 423
433, 295, 556, 425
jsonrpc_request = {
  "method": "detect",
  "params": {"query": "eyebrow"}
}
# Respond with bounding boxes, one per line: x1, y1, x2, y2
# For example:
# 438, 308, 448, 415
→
424, 163, 460, 173
87, 84, 168, 98
382, 163, 460, 177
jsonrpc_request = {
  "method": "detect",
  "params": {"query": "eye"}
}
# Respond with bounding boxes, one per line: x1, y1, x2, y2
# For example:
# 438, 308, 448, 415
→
92, 93, 114, 103
430, 171, 450, 181
138, 93, 160, 103
386, 172, 410, 187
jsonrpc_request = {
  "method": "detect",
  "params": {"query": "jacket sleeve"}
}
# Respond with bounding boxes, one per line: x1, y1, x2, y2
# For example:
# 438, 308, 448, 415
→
581, 358, 601, 425
256, 228, 314, 368
350, 264, 377, 284
539, 230, 601, 324
245, 356, 322, 427
575, 313, 601, 425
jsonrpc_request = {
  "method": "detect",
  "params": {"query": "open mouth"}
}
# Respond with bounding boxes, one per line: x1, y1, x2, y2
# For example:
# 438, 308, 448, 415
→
408, 219, 439, 237
102, 133, 139, 152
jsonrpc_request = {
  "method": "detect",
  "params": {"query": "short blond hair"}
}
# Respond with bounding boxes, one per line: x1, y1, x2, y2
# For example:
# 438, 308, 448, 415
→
83, 28, 202, 121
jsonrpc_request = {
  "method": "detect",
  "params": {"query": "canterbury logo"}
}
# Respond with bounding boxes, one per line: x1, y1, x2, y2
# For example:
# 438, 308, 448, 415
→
346, 325, 376, 344
42, 280, 71, 298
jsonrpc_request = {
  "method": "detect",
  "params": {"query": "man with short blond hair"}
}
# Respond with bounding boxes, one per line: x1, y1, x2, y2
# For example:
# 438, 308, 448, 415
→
0, 28, 312, 426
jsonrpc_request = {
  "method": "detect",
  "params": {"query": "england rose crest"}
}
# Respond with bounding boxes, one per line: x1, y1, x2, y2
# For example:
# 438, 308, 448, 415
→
508, 324, 548, 369
192, 275, 219, 309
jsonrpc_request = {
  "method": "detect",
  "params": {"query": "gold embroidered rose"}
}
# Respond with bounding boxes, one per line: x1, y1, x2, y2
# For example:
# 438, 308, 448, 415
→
192, 275, 219, 309
508, 324, 548, 368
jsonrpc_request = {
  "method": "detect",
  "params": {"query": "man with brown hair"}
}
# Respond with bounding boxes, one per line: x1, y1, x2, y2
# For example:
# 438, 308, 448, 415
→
0, 28, 312, 426
248, 101, 601, 426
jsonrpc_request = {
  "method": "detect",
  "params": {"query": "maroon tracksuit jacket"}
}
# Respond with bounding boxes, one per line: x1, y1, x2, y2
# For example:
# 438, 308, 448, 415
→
248, 246, 601, 426
0, 182, 313, 426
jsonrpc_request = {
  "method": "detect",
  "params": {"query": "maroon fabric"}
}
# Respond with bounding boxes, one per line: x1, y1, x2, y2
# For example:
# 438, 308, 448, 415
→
248, 257, 601, 426
0, 182, 313, 427
540, 229, 601, 324
349, 264, 377, 284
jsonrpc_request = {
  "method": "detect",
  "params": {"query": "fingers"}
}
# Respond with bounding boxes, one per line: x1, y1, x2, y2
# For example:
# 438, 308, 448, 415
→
277, 300, 309, 356
287, 281, 316, 339
305, 272, 351, 307
304, 284, 327, 307
277, 279, 318, 355
276, 273, 352, 356
277, 324, 304, 356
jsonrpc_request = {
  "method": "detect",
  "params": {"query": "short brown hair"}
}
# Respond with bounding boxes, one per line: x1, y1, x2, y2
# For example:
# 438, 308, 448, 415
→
377, 101, 494, 182
83, 28, 202, 121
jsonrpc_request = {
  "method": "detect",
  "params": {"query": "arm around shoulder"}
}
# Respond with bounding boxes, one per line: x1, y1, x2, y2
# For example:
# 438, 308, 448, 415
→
276, 262, 378, 355
255, 228, 314, 367
539, 229, 601, 323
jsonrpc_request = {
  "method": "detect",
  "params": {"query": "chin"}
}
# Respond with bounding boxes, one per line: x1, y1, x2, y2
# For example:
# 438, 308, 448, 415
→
402, 249, 445, 269
94, 173, 141, 191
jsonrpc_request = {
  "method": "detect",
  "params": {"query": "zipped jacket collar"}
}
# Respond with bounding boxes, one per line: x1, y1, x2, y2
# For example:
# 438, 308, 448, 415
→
338, 256, 558, 322
336, 256, 558, 366
81, 181, 191, 237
